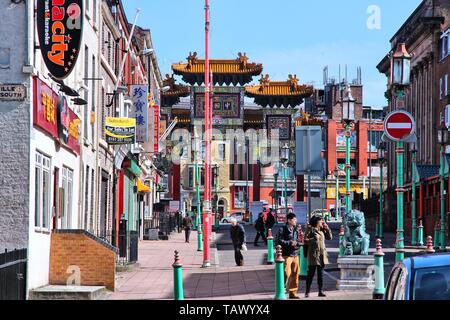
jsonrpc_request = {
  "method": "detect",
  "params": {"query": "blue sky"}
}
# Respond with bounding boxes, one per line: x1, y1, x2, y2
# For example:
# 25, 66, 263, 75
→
123, 0, 422, 108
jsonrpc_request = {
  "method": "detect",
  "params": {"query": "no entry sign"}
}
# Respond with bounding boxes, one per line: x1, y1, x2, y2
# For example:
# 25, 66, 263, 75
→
384, 110, 415, 142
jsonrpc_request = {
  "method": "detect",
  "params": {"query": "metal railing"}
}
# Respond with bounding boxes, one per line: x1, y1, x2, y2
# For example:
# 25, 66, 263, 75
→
0, 249, 27, 300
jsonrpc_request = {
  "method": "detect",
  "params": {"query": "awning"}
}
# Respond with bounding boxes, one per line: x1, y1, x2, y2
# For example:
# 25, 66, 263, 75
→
137, 178, 150, 193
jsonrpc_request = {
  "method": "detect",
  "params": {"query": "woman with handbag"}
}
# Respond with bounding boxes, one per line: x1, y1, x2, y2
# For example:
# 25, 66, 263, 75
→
230, 218, 246, 266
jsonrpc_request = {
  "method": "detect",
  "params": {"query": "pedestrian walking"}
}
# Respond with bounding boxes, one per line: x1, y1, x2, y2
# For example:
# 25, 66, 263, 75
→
304, 215, 332, 298
266, 209, 276, 233
230, 217, 246, 266
182, 214, 193, 243
254, 212, 267, 246
276, 213, 300, 299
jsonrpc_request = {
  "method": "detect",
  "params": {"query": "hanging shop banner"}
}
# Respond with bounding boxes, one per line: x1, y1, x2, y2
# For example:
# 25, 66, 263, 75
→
34, 77, 59, 138
33, 77, 81, 155
36, 0, 84, 79
153, 105, 160, 153
131, 85, 148, 143
105, 117, 136, 145
57, 95, 81, 155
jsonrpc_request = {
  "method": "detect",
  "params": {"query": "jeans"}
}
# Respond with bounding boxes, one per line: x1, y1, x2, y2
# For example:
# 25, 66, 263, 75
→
234, 245, 243, 266
184, 228, 191, 242
254, 231, 267, 245
306, 265, 324, 293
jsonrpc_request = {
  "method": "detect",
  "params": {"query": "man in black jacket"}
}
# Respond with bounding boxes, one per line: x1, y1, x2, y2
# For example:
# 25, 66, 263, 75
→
230, 217, 246, 266
254, 212, 267, 246
276, 213, 300, 299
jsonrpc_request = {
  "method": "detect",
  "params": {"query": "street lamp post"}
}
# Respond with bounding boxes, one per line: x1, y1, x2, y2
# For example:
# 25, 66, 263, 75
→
342, 84, 356, 215
438, 127, 448, 251
410, 142, 418, 246
391, 42, 412, 262
377, 142, 386, 239
334, 169, 339, 220
281, 144, 290, 217
274, 171, 279, 223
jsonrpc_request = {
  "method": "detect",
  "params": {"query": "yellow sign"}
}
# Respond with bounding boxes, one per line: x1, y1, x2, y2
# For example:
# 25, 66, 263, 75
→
105, 117, 136, 145
327, 186, 368, 199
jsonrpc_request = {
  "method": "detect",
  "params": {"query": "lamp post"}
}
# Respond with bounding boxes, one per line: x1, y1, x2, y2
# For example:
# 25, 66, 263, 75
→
410, 142, 418, 246
281, 144, 290, 217
213, 164, 220, 229
274, 171, 279, 223
334, 169, 339, 220
377, 142, 386, 239
391, 43, 412, 262
342, 84, 356, 214
438, 126, 449, 251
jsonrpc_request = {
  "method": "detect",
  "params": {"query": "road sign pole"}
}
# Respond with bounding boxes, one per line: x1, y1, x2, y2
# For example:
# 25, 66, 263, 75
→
396, 141, 405, 262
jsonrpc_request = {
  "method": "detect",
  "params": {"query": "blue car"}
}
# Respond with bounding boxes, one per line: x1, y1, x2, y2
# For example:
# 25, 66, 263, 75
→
385, 253, 450, 300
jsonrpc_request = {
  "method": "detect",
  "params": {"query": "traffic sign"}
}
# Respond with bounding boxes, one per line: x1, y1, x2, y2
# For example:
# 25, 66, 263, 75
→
384, 110, 415, 142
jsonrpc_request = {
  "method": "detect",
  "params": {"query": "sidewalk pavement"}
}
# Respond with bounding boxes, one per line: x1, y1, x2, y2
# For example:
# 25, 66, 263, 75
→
107, 226, 372, 300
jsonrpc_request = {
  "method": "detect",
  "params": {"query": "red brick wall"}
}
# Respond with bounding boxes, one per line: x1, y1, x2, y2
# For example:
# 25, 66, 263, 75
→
49, 232, 116, 291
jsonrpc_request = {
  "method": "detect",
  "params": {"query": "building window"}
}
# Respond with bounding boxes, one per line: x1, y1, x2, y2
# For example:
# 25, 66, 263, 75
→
91, 55, 96, 143
440, 29, 450, 61
62, 167, 74, 229
35, 152, 51, 230
368, 130, 383, 152
234, 187, 245, 209
217, 142, 226, 161
188, 167, 194, 189
84, 165, 90, 229
84, 45, 90, 141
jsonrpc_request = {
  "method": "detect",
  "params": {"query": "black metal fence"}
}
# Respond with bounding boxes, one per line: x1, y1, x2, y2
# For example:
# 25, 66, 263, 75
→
144, 212, 181, 239
0, 249, 27, 300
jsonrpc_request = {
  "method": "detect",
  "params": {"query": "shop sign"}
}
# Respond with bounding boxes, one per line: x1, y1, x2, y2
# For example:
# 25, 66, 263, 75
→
36, 0, 84, 79
131, 85, 148, 142
105, 117, 136, 145
33, 77, 81, 155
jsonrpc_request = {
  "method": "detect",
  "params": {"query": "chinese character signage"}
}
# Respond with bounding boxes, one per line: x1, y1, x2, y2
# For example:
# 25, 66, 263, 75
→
105, 117, 136, 145
131, 85, 148, 142
33, 77, 81, 155
36, 0, 84, 80
153, 105, 160, 153
267, 115, 292, 140
34, 77, 58, 139
194, 93, 240, 118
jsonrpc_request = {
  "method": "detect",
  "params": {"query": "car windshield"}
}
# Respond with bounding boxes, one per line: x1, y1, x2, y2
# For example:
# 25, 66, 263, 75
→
413, 266, 450, 300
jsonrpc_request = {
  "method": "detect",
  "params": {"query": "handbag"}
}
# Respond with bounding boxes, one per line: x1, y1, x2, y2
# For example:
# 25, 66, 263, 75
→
241, 243, 248, 251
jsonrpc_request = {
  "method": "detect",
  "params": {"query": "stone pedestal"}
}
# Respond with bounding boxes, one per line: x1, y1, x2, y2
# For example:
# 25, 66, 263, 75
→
337, 255, 375, 290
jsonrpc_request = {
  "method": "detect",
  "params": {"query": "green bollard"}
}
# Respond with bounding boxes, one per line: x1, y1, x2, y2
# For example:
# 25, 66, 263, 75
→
267, 229, 274, 265
172, 251, 184, 300
274, 245, 286, 300
299, 245, 308, 277
339, 225, 345, 257
197, 223, 203, 252
297, 224, 308, 276
373, 239, 385, 300
417, 221, 424, 247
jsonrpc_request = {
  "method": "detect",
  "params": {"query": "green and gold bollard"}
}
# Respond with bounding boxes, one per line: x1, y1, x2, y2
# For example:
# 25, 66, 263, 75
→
373, 239, 385, 300
339, 225, 345, 257
426, 236, 435, 254
274, 245, 286, 300
172, 251, 184, 300
197, 223, 203, 252
267, 229, 274, 265
417, 220, 424, 247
